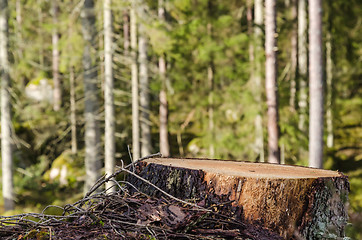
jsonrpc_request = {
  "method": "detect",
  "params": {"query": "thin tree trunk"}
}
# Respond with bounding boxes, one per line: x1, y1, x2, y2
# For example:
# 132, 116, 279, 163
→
308, 0, 324, 168
104, 0, 115, 192
139, 24, 152, 157
82, 0, 102, 192
158, 0, 170, 157
159, 57, 170, 157
298, 0, 308, 132
265, 0, 280, 164
37, 0, 44, 66
326, 31, 333, 148
52, 0, 61, 111
123, 10, 130, 56
247, 0, 254, 63
69, 67, 77, 154
254, 0, 265, 162
130, 6, 140, 160
207, 22, 214, 158
0, 0, 14, 211
289, 0, 298, 110
208, 65, 214, 158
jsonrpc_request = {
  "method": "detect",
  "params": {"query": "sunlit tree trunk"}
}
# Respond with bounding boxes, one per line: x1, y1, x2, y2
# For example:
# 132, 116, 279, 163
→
0, 0, 14, 211
298, 0, 308, 132
104, 0, 115, 192
139, 23, 152, 157
289, 0, 298, 110
130, 6, 140, 160
265, 0, 280, 164
254, 0, 265, 162
69, 67, 77, 154
158, 0, 170, 157
52, 0, 61, 111
326, 31, 333, 148
308, 0, 323, 168
82, 0, 102, 192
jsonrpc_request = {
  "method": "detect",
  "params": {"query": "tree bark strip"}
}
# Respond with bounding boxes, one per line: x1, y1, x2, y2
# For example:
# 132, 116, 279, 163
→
0, 0, 14, 211
298, 0, 308, 132
158, 0, 170, 157
82, 0, 102, 192
130, 6, 140, 160
253, 0, 265, 162
52, 0, 61, 111
308, 0, 324, 168
265, 0, 280, 164
139, 23, 152, 157
104, 0, 116, 192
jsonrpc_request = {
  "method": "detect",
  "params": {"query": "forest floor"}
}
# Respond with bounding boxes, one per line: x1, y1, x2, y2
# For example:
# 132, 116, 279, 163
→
0, 161, 282, 240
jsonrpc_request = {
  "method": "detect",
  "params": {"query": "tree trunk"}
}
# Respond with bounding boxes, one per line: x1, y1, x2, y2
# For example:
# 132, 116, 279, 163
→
130, 6, 140, 161
129, 158, 349, 239
253, 0, 265, 163
0, 0, 14, 211
159, 57, 170, 157
308, 0, 324, 169
139, 24, 152, 157
265, 0, 280, 164
289, 0, 298, 110
81, 0, 102, 192
298, 0, 308, 132
104, 0, 115, 192
52, 0, 61, 111
207, 64, 214, 158
326, 31, 333, 148
37, 0, 43, 67
69, 67, 77, 154
123, 10, 130, 56
158, 0, 170, 158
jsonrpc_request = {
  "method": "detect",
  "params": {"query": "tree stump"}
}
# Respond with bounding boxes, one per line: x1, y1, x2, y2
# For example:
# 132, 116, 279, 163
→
128, 158, 349, 239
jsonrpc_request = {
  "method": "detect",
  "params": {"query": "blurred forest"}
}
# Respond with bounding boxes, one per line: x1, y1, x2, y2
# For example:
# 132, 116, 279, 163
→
0, 0, 361, 238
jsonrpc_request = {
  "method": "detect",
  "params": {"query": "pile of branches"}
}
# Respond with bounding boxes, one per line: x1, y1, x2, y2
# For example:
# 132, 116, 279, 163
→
0, 154, 282, 240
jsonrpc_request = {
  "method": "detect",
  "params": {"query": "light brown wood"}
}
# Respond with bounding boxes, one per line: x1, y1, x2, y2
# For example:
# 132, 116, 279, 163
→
129, 158, 349, 239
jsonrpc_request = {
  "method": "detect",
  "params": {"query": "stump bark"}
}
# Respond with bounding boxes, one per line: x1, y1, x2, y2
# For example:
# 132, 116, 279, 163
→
128, 158, 349, 239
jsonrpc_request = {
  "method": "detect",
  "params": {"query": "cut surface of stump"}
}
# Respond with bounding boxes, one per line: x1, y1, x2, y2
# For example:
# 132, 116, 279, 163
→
128, 158, 349, 239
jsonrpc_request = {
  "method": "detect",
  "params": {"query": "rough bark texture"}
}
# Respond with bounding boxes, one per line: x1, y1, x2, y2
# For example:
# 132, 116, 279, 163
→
130, 6, 140, 160
52, 0, 61, 111
128, 158, 349, 239
265, 0, 280, 164
81, 0, 102, 192
253, 0, 265, 163
104, 0, 115, 192
308, 0, 324, 169
0, 0, 14, 211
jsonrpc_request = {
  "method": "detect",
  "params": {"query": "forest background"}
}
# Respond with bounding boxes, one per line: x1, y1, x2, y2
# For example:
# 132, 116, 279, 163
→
0, 0, 361, 238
